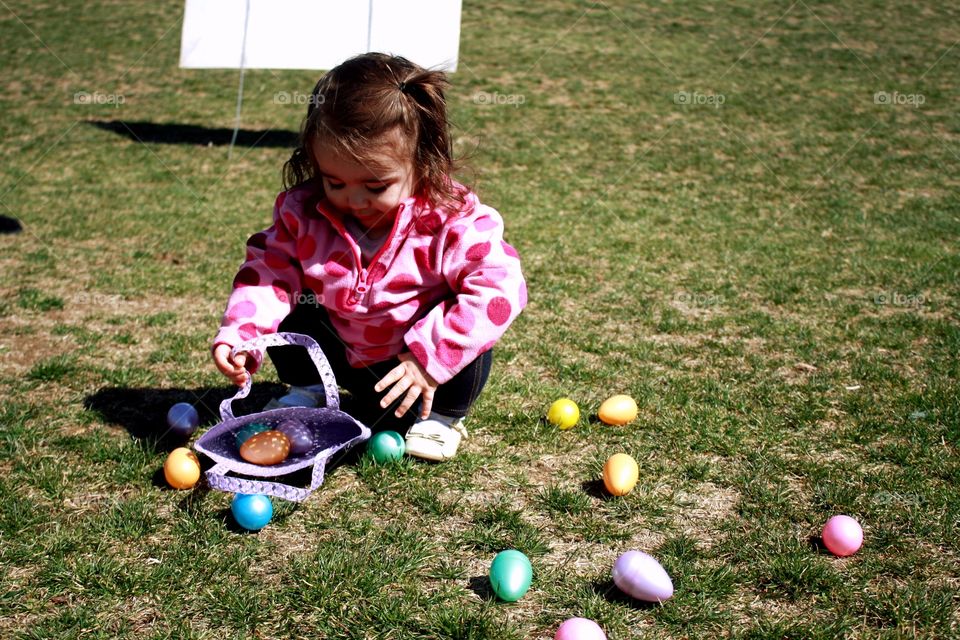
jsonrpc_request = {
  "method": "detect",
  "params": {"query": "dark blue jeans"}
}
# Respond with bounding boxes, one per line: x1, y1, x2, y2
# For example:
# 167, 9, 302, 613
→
267, 297, 493, 430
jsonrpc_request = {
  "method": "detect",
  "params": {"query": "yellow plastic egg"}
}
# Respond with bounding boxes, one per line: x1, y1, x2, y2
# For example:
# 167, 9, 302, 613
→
163, 447, 201, 489
240, 430, 291, 465
598, 394, 638, 426
547, 398, 580, 430
603, 453, 639, 496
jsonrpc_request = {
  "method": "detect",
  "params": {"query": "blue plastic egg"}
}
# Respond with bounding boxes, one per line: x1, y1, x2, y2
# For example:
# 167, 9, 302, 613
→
231, 494, 273, 531
166, 402, 199, 438
489, 549, 533, 602
277, 419, 314, 456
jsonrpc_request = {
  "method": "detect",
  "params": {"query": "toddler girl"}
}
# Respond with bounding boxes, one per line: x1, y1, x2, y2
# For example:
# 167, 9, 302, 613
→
212, 53, 526, 461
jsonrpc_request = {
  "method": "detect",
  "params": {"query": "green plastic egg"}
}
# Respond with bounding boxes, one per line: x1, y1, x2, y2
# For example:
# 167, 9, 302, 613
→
489, 549, 532, 602
367, 431, 405, 463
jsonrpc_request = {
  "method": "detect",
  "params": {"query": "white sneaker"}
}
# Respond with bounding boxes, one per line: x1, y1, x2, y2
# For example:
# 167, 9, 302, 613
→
405, 414, 468, 461
263, 384, 327, 411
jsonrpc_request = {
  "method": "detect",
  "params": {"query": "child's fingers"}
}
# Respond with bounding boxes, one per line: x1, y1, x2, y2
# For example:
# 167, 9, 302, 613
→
419, 389, 434, 420
395, 386, 422, 418
380, 376, 412, 408
213, 347, 250, 384
213, 345, 241, 373
374, 363, 406, 393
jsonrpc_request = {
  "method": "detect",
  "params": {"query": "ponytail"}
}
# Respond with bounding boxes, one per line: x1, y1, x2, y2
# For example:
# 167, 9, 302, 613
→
395, 69, 466, 214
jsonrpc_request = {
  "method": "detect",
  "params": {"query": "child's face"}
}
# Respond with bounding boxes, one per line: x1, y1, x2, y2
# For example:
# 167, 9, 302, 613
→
313, 136, 415, 233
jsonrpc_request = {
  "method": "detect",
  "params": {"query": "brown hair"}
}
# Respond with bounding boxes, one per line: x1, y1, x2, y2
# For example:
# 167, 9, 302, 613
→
283, 53, 468, 214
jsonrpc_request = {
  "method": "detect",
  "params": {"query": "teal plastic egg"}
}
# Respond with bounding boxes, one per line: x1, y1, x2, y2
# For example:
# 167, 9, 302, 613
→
489, 549, 532, 601
235, 422, 270, 449
367, 431, 405, 463
231, 494, 273, 531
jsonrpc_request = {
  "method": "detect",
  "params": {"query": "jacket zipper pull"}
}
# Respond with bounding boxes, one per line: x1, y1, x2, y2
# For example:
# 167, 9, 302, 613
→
353, 268, 369, 302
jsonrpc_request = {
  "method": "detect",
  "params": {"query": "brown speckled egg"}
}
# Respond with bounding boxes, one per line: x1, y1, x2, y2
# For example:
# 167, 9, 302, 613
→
240, 430, 291, 465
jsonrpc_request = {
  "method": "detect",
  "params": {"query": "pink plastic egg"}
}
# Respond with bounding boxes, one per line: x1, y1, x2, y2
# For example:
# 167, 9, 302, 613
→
555, 617, 606, 640
822, 515, 863, 557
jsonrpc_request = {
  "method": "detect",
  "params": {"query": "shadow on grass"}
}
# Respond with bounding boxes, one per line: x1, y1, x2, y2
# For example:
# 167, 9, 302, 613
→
581, 478, 617, 501
1, 215, 22, 233
87, 120, 298, 148
84, 383, 287, 452
211, 500, 302, 534
808, 534, 831, 555
592, 578, 661, 609
467, 575, 496, 601
84, 377, 414, 454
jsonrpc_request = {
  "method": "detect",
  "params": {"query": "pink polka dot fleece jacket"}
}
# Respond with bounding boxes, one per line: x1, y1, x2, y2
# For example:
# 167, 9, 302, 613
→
213, 184, 526, 384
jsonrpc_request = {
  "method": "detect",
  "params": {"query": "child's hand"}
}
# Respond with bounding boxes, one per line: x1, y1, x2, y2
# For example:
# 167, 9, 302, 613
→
213, 344, 251, 387
374, 352, 438, 419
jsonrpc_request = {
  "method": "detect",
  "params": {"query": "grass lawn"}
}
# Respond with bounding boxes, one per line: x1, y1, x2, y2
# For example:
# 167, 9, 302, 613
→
1, 0, 958, 638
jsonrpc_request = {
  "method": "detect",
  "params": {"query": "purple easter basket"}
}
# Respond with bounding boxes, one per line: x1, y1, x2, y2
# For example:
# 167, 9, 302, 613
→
194, 332, 371, 502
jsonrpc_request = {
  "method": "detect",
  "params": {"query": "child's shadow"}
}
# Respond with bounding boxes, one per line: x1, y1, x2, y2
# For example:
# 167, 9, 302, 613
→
84, 382, 287, 452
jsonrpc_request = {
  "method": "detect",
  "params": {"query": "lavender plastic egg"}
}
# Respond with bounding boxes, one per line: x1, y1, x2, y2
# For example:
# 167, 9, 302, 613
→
612, 550, 673, 603
277, 419, 314, 456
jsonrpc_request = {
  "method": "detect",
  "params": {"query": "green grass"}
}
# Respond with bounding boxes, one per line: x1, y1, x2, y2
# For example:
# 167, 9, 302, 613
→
1, 0, 959, 638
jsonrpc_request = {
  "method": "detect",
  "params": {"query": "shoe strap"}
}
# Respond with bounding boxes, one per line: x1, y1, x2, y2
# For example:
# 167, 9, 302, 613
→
408, 419, 467, 441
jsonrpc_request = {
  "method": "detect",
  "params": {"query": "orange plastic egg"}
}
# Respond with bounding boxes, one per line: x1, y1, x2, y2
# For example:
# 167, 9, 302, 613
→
240, 430, 291, 465
163, 447, 201, 489
603, 453, 639, 496
598, 395, 638, 426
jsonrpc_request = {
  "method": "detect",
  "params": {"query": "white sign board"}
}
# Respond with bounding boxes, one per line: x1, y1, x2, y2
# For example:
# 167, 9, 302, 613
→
180, 0, 463, 71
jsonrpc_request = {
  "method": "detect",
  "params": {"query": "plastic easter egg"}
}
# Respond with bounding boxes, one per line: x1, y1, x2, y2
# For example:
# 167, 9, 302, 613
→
822, 515, 863, 557
166, 402, 199, 438
555, 617, 606, 640
489, 549, 533, 602
603, 453, 639, 496
367, 431, 405, 463
235, 422, 270, 449
163, 447, 201, 489
231, 493, 273, 531
547, 398, 580, 430
276, 419, 314, 456
598, 394, 638, 426
612, 550, 673, 603
239, 430, 291, 465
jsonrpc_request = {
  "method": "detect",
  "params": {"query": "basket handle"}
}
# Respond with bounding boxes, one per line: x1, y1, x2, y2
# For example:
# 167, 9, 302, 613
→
219, 332, 340, 421
205, 460, 328, 504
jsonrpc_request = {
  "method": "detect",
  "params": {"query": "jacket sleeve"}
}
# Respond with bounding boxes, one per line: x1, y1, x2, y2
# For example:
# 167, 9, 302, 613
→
211, 192, 304, 373
404, 205, 527, 384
